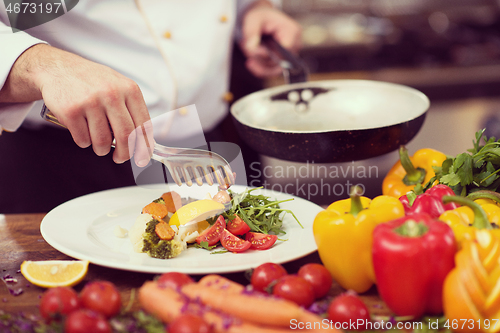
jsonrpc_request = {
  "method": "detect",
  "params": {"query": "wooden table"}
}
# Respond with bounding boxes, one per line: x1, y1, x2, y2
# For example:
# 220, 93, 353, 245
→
0, 213, 390, 319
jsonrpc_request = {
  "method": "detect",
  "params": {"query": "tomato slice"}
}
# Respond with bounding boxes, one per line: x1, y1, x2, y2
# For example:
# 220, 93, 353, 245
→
220, 229, 251, 253
195, 215, 225, 246
226, 215, 251, 235
245, 232, 278, 250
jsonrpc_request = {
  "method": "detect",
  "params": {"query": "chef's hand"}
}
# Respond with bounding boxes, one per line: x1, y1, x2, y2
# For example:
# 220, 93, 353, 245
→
0, 44, 153, 167
240, 0, 302, 78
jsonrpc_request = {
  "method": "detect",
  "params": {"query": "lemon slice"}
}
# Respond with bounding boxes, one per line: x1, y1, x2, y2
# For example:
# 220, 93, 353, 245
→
169, 199, 225, 227
20, 260, 89, 288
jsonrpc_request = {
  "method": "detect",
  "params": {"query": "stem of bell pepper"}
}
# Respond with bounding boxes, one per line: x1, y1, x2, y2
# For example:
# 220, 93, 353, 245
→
393, 220, 429, 237
407, 191, 417, 207
399, 146, 426, 186
442, 195, 492, 230
349, 186, 364, 217
466, 190, 500, 204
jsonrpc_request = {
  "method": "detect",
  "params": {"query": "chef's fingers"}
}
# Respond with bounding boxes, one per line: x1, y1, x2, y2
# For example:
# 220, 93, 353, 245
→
131, 120, 154, 168
104, 103, 135, 164
272, 25, 302, 53
270, 16, 302, 53
86, 107, 113, 157
241, 18, 263, 56
240, 5, 302, 56
245, 57, 283, 78
124, 85, 153, 167
57, 108, 91, 149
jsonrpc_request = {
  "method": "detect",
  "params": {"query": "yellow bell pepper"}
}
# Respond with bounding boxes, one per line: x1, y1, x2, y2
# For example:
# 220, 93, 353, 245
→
382, 146, 446, 198
313, 186, 405, 293
439, 195, 500, 248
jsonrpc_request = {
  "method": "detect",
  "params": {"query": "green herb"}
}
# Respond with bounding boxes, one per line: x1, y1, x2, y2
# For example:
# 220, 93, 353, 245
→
0, 309, 165, 333
192, 241, 217, 250
210, 250, 229, 254
223, 187, 302, 235
426, 129, 500, 196
110, 310, 166, 333
152, 198, 165, 205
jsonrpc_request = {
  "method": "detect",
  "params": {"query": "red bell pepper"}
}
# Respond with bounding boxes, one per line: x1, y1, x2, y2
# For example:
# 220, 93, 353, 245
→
372, 213, 456, 318
399, 184, 459, 218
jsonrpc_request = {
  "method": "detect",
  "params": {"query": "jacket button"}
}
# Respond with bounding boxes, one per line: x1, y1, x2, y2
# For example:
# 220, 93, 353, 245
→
222, 92, 233, 102
220, 15, 228, 23
163, 31, 172, 39
178, 107, 188, 115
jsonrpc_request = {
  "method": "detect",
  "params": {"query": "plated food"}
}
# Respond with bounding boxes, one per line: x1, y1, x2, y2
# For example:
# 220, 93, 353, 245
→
129, 187, 301, 259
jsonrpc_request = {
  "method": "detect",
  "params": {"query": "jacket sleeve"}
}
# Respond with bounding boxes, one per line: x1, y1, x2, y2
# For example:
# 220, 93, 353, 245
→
0, 5, 47, 134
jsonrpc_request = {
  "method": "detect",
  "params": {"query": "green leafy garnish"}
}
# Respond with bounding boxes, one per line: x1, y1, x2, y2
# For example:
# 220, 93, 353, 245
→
223, 187, 302, 235
426, 129, 500, 196
210, 250, 229, 254
192, 241, 217, 250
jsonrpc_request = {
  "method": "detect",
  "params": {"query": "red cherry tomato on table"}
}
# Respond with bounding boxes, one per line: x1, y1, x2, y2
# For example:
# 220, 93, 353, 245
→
251, 262, 287, 293
273, 275, 315, 308
196, 215, 226, 246
245, 232, 278, 250
39, 287, 80, 322
157, 272, 194, 290
298, 263, 333, 299
226, 215, 251, 235
220, 229, 251, 253
80, 281, 121, 318
328, 293, 371, 331
65, 309, 111, 333
168, 313, 212, 333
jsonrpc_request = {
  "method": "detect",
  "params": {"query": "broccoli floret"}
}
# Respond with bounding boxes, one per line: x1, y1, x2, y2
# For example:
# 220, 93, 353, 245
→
153, 197, 165, 205
141, 219, 183, 259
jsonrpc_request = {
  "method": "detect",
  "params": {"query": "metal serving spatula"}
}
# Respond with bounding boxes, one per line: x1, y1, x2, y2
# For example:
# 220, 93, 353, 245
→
41, 104, 235, 188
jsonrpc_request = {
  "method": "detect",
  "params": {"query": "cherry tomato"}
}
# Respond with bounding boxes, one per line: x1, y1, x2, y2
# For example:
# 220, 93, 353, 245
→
80, 281, 121, 318
196, 215, 225, 246
226, 215, 250, 235
273, 275, 315, 308
65, 309, 111, 333
328, 293, 371, 331
220, 229, 251, 253
245, 232, 278, 250
157, 272, 194, 290
168, 313, 212, 333
298, 263, 333, 299
39, 287, 80, 322
251, 262, 287, 293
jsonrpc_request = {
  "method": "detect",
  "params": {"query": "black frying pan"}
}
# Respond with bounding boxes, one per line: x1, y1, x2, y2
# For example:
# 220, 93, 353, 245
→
230, 37, 429, 163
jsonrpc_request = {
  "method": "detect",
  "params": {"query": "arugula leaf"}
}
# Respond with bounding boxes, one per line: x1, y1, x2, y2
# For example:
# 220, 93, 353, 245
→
223, 187, 302, 235
210, 250, 229, 254
192, 241, 217, 250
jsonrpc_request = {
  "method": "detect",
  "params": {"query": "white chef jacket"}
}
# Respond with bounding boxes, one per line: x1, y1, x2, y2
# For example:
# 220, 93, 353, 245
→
0, 0, 266, 139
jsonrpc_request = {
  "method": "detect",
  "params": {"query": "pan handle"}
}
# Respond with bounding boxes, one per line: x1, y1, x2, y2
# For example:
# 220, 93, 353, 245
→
261, 34, 308, 84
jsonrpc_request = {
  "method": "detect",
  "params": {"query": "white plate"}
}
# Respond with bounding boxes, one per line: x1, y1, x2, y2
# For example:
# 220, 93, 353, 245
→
40, 184, 323, 274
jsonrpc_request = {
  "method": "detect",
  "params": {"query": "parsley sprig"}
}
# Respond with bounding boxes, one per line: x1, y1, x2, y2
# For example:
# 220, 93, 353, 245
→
426, 129, 500, 196
223, 187, 302, 235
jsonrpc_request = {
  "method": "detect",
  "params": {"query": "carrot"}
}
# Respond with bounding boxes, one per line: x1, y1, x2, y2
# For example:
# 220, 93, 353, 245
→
155, 222, 175, 240
197, 274, 245, 294
161, 191, 182, 213
181, 282, 323, 328
139, 281, 319, 333
142, 202, 169, 220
